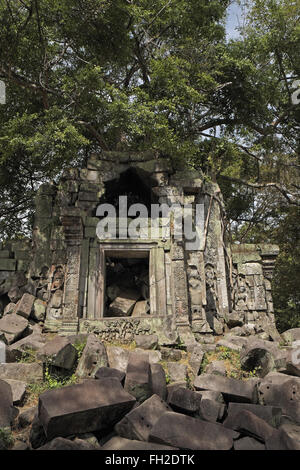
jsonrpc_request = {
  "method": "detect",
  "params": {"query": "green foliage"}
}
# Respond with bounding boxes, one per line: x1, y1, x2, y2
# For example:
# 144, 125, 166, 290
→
16, 348, 37, 364
0, 427, 14, 450
200, 345, 259, 380
73, 340, 87, 361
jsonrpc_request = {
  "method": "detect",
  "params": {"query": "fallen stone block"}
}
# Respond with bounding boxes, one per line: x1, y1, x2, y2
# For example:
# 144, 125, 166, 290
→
3, 302, 16, 315
14, 293, 35, 319
115, 394, 171, 441
131, 300, 150, 317
29, 416, 47, 449
7, 287, 23, 304
149, 411, 235, 450
38, 336, 77, 370
258, 376, 300, 424
194, 374, 255, 403
166, 382, 187, 401
206, 360, 227, 376
18, 406, 37, 428
107, 345, 129, 373
95, 366, 125, 383
134, 334, 158, 350
108, 291, 139, 317
166, 362, 187, 382
31, 299, 46, 322
76, 333, 108, 378
3, 379, 26, 405
167, 387, 201, 415
216, 338, 246, 353
102, 436, 177, 450
198, 398, 225, 423
150, 363, 167, 400
285, 347, 300, 377
124, 351, 151, 402
8, 334, 45, 361
0, 313, 29, 344
0, 362, 43, 383
160, 347, 182, 361
234, 436, 265, 450
281, 328, 300, 345
188, 344, 204, 375
37, 437, 98, 450
135, 348, 161, 364
265, 427, 300, 450
224, 403, 282, 429
225, 409, 275, 443
240, 338, 284, 377
39, 378, 136, 440
0, 378, 15, 427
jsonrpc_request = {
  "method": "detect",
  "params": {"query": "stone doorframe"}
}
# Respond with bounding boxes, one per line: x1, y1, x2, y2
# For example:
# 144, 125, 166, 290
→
87, 241, 168, 320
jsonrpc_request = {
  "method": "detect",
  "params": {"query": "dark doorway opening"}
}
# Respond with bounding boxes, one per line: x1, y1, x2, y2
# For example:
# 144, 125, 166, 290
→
104, 253, 150, 318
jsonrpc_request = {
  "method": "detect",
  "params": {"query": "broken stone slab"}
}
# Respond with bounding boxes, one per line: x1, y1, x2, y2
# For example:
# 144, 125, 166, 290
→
281, 328, 300, 345
18, 406, 37, 428
188, 344, 204, 375
0, 313, 29, 344
194, 374, 255, 403
95, 366, 125, 383
3, 302, 16, 315
216, 335, 248, 352
167, 387, 202, 415
166, 362, 187, 383
124, 351, 151, 402
265, 427, 300, 450
285, 347, 300, 377
234, 436, 265, 450
226, 311, 244, 329
240, 338, 285, 377
115, 394, 171, 441
102, 436, 177, 450
108, 291, 139, 317
106, 345, 129, 373
76, 333, 108, 378
160, 347, 182, 361
150, 363, 167, 400
224, 403, 282, 429
37, 437, 98, 450
0, 378, 15, 428
29, 415, 47, 449
38, 336, 77, 370
0, 363, 43, 383
258, 376, 300, 424
199, 398, 225, 423
166, 382, 187, 401
7, 287, 23, 304
134, 334, 158, 350
149, 411, 235, 450
14, 293, 35, 319
224, 409, 275, 443
8, 333, 45, 361
134, 348, 161, 364
31, 299, 46, 322
131, 300, 150, 317
206, 360, 227, 376
3, 379, 26, 405
38, 378, 136, 440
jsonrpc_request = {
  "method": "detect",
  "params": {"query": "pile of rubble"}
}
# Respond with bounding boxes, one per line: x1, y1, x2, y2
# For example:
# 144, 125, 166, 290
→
0, 326, 299, 450
105, 257, 149, 317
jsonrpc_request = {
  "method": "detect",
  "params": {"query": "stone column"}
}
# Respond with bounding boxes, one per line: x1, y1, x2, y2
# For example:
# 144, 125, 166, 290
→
60, 212, 83, 334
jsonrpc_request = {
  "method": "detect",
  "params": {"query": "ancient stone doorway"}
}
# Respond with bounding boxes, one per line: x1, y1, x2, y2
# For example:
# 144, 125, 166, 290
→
104, 253, 150, 318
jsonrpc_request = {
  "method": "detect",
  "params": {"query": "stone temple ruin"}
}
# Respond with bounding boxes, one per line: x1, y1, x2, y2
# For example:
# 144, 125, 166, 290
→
0, 151, 280, 346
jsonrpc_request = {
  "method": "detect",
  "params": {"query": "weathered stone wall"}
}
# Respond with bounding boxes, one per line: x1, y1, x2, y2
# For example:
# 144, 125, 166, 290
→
0, 151, 279, 345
